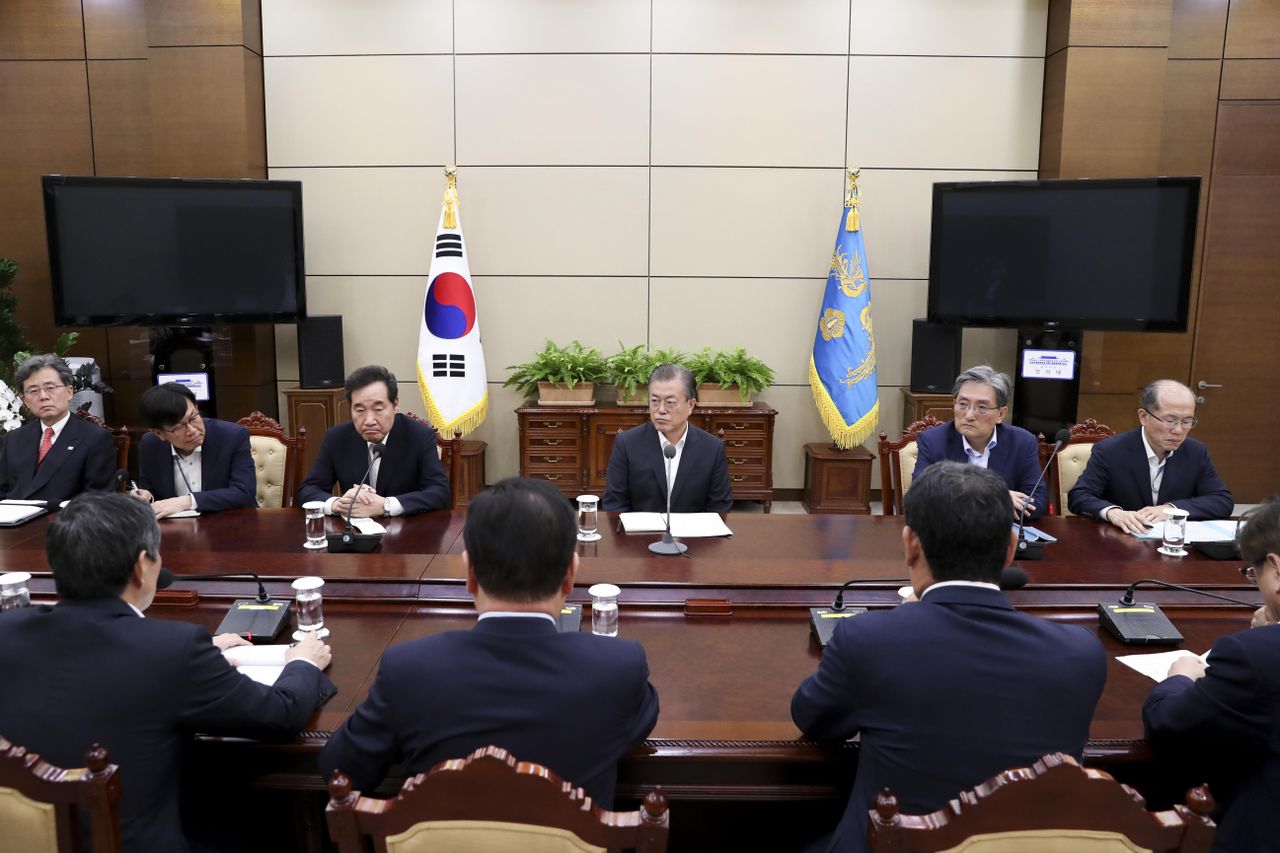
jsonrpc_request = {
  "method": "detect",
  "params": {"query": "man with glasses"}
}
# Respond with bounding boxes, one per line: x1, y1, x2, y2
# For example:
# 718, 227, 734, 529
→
1142, 497, 1280, 852
0, 353, 115, 504
913, 365, 1047, 519
1068, 379, 1232, 532
602, 363, 732, 513
134, 382, 256, 517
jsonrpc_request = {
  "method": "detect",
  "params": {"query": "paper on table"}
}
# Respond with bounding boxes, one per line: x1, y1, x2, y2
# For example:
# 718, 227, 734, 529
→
0, 504, 45, 525
619, 512, 733, 538
351, 517, 386, 535
1, 498, 47, 506
1132, 519, 1239, 543
223, 644, 291, 686
162, 509, 200, 519
1116, 649, 1210, 683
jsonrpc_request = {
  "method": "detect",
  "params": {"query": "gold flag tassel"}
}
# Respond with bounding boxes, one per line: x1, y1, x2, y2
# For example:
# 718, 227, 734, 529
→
844, 168, 861, 233
442, 165, 459, 229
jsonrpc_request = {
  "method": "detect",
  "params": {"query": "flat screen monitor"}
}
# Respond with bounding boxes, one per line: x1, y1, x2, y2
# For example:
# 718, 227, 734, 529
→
927, 177, 1199, 332
43, 175, 306, 326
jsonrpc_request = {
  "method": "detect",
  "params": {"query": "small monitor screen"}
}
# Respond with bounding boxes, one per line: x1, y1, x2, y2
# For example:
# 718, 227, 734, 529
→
156, 372, 211, 402
1020, 349, 1076, 381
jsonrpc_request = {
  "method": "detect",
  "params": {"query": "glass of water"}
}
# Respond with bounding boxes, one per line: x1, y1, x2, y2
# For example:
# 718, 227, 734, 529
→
0, 572, 32, 611
589, 583, 620, 637
1159, 507, 1190, 557
577, 495, 601, 542
303, 501, 326, 549
292, 576, 329, 639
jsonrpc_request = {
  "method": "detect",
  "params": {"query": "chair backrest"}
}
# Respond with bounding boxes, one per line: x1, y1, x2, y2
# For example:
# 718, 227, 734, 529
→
1040, 419, 1116, 516
326, 745, 669, 853
74, 409, 130, 477
868, 753, 1214, 853
877, 416, 941, 515
236, 411, 306, 508
0, 737, 123, 853
402, 412, 463, 510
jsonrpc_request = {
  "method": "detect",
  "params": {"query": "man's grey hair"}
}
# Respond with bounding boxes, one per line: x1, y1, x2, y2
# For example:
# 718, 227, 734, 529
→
952, 365, 1012, 408
648, 363, 696, 401
15, 354, 73, 390
1140, 379, 1194, 413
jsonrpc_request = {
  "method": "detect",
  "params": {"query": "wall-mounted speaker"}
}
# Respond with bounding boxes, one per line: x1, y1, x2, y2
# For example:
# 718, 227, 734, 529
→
910, 319, 962, 394
298, 315, 344, 389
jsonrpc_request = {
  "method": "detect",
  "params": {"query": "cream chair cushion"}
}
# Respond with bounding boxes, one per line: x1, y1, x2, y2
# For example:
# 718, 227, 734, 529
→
898, 440, 921, 497
0, 786, 59, 852
386, 819, 604, 853
941, 828, 1150, 852
1056, 444, 1097, 517
248, 434, 289, 509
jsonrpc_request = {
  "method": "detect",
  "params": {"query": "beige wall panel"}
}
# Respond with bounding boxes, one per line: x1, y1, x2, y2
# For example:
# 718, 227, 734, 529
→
456, 55, 648, 166
647, 278, 826, 386
0, 0, 84, 59
456, 0, 649, 53
466, 383, 526, 484
275, 323, 299, 383
652, 55, 846, 168
650, 167, 843, 278
848, 57, 1043, 170
261, 0, 451, 56
866, 278, 928, 388
959, 329, 1019, 379
460, 167, 650, 276
265, 56, 454, 167
304, 275, 428, 382
270, 167, 441, 274
88, 60, 152, 176
849, 0, 1048, 57
473, 276, 649, 381
653, 0, 848, 54
854, 168, 1038, 280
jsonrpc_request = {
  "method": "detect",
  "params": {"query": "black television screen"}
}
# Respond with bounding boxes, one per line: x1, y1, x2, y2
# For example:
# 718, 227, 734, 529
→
926, 177, 1199, 331
43, 175, 306, 326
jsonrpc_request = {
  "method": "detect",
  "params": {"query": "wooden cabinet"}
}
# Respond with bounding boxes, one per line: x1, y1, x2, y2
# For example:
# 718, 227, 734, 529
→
517, 402, 778, 511
902, 389, 953, 429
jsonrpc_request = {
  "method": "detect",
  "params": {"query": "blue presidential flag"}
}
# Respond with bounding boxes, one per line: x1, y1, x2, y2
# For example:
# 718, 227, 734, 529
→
810, 170, 878, 449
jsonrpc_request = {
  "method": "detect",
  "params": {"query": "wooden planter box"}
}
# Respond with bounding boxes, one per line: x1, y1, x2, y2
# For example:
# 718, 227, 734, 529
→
697, 383, 752, 408
537, 381, 596, 407
615, 387, 648, 406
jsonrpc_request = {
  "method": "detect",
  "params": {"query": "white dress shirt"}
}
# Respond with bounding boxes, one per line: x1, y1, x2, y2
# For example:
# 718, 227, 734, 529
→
656, 423, 690, 500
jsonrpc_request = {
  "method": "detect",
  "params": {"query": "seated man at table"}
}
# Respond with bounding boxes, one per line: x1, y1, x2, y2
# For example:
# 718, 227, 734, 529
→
133, 382, 257, 517
1068, 379, 1233, 533
913, 365, 1046, 519
0, 353, 116, 504
791, 462, 1106, 853
0, 492, 335, 853
1143, 497, 1280, 853
601, 363, 732, 514
298, 364, 450, 517
319, 476, 660, 806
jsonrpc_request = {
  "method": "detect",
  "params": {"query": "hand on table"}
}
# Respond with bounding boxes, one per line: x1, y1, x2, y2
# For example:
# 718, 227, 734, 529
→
334, 486, 385, 518
153, 495, 195, 518
286, 632, 332, 670
1252, 604, 1280, 629
213, 633, 251, 658
1168, 654, 1207, 681
1105, 508, 1154, 536
1009, 490, 1036, 519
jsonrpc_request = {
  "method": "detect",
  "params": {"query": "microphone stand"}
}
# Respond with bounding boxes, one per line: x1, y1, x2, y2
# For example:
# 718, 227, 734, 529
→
327, 443, 385, 554
1015, 428, 1070, 561
649, 443, 688, 556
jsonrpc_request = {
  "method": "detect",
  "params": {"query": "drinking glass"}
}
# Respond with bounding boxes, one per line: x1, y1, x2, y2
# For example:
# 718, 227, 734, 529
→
292, 576, 329, 639
1159, 507, 1190, 557
577, 495, 601, 542
589, 583, 620, 637
303, 501, 326, 549
0, 572, 32, 611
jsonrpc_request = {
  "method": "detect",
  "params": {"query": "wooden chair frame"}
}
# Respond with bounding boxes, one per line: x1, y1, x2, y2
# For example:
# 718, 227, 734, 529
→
236, 411, 307, 508
868, 753, 1214, 853
402, 412, 464, 510
326, 745, 669, 853
0, 737, 123, 853
73, 408, 130, 479
1039, 418, 1116, 516
877, 416, 942, 516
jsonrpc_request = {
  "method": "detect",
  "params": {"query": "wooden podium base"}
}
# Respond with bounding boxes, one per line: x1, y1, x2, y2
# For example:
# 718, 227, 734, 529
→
802, 443, 873, 514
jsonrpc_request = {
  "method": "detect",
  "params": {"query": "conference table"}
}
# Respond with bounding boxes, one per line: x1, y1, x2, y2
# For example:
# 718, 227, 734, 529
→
1, 509, 1257, 849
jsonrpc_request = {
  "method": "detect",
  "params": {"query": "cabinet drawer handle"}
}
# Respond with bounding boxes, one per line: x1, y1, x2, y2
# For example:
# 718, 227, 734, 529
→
731, 458, 746, 465
728, 422, 747, 430
543, 439, 562, 446
541, 421, 562, 429
543, 474, 560, 481
728, 440, 746, 447
542, 456, 562, 464
731, 475, 746, 482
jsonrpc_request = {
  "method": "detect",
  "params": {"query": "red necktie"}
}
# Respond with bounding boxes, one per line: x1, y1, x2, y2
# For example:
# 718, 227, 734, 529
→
37, 427, 54, 464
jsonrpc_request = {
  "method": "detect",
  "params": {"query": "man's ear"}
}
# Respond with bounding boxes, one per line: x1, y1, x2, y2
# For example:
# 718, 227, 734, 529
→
149, 428, 168, 443
128, 550, 149, 590
561, 553, 579, 596
463, 550, 478, 596
1003, 529, 1018, 568
901, 525, 923, 569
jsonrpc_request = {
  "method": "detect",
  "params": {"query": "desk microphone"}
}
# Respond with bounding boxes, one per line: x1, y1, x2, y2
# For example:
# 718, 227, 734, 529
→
1099, 578, 1256, 645
327, 442, 385, 554
649, 444, 688, 557
1015, 428, 1070, 561
167, 570, 292, 642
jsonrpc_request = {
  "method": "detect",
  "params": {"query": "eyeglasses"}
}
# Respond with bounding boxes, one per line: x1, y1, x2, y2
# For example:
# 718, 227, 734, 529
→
649, 397, 688, 410
954, 401, 998, 416
161, 411, 202, 434
1240, 565, 1257, 583
21, 382, 68, 399
1141, 409, 1198, 429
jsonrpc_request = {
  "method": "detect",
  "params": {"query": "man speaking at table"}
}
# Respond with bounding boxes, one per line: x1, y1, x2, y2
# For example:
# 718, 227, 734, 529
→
0, 492, 335, 853
602, 363, 732, 514
319, 477, 659, 806
298, 364, 450, 517
791, 462, 1106, 852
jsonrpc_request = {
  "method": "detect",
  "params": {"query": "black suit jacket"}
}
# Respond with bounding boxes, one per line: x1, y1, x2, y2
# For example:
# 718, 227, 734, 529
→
601, 422, 732, 513
1144, 626, 1280, 853
297, 413, 450, 514
1067, 427, 1233, 520
137, 418, 257, 513
0, 414, 117, 503
791, 585, 1107, 853
913, 422, 1048, 519
0, 598, 335, 853
318, 616, 659, 807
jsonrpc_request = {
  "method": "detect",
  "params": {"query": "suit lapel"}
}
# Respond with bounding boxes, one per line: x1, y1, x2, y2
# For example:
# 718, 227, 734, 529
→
7, 423, 40, 498
27, 417, 83, 496
645, 425, 669, 507
373, 415, 400, 494
1129, 430, 1157, 506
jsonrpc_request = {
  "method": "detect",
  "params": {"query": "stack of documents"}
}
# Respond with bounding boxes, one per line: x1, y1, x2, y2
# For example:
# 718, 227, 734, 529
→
222, 644, 292, 686
1116, 649, 1210, 683
0, 500, 47, 526
1132, 519, 1240, 542
619, 512, 732, 538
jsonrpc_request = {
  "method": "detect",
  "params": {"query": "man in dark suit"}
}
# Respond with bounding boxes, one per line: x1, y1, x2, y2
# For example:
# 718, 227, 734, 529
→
913, 365, 1046, 519
1143, 497, 1280, 853
0, 353, 116, 504
298, 364, 450, 516
134, 382, 257, 516
1068, 379, 1233, 532
319, 477, 659, 806
791, 462, 1106, 853
0, 492, 335, 853
601, 363, 732, 514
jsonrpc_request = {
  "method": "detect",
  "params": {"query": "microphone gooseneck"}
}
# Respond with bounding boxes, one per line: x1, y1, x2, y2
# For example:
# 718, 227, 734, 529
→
169, 571, 271, 602
1119, 578, 1255, 608
831, 578, 910, 611
343, 442, 385, 539
1016, 427, 1071, 556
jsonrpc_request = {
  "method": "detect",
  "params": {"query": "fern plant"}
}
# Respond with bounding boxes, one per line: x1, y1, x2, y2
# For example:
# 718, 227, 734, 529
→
711, 347, 775, 401
605, 343, 652, 399
504, 339, 607, 398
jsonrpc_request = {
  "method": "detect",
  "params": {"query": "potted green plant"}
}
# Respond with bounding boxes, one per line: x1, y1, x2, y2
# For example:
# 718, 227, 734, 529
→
606, 343, 651, 406
692, 346, 775, 407
504, 339, 607, 406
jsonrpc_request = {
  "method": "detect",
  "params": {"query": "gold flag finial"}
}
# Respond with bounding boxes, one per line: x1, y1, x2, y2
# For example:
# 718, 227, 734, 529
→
442, 165, 459, 229
845, 168, 861, 233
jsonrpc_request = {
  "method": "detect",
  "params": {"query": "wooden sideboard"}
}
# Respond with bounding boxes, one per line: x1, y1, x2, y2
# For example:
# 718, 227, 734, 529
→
516, 402, 778, 511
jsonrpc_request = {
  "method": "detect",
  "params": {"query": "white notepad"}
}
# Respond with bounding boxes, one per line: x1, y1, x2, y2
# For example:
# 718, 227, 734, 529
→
1116, 649, 1210, 683
222, 644, 291, 686
619, 512, 732, 538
